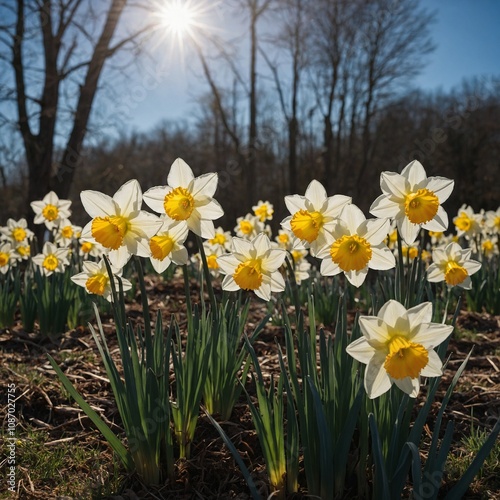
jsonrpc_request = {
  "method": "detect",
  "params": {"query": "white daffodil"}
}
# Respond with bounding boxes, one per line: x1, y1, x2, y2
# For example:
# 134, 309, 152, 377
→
218, 233, 287, 301
0, 218, 33, 244
53, 219, 82, 247
13, 242, 31, 261
148, 218, 189, 274
32, 242, 70, 276
485, 207, 500, 235
71, 259, 132, 302
80, 179, 163, 269
426, 242, 481, 289
289, 249, 311, 284
346, 300, 453, 399
30, 191, 72, 230
78, 240, 106, 259
281, 179, 351, 256
198, 242, 226, 278
0, 242, 15, 273
207, 226, 233, 251
143, 158, 224, 239
252, 200, 274, 222
234, 214, 266, 239
316, 204, 395, 287
453, 204, 482, 239
370, 160, 454, 245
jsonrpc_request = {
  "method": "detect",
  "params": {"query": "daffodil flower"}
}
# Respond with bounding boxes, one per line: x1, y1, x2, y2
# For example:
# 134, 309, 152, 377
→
32, 242, 70, 276
143, 158, 224, 239
316, 204, 395, 287
148, 218, 189, 273
207, 226, 233, 250
369, 160, 454, 245
71, 259, 132, 302
426, 242, 481, 289
485, 207, 500, 234
234, 214, 266, 239
0, 218, 33, 244
0, 242, 14, 274
453, 204, 482, 239
252, 200, 274, 222
31, 191, 72, 230
281, 179, 351, 256
218, 233, 286, 301
53, 219, 82, 247
80, 179, 163, 269
346, 300, 453, 399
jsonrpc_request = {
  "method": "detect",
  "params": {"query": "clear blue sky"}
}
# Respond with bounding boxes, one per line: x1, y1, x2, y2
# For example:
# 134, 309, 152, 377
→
127, 0, 500, 133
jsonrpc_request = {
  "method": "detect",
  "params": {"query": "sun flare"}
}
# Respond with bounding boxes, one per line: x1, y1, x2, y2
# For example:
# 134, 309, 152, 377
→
159, 1, 196, 37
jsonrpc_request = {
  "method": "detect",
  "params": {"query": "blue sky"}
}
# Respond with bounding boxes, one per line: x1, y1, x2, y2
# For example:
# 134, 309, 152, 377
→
125, 0, 500, 133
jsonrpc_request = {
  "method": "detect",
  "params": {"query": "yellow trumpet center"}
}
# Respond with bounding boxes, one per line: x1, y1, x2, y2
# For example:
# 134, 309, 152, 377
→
239, 220, 254, 235
384, 335, 429, 380
42, 204, 59, 222
290, 210, 324, 243
86, 273, 109, 296
209, 233, 227, 246
454, 212, 472, 232
80, 241, 93, 254
234, 258, 263, 290
254, 204, 272, 222
278, 233, 290, 246
404, 188, 439, 224
330, 234, 372, 272
444, 260, 468, 286
149, 235, 174, 261
92, 216, 129, 250
482, 240, 494, 257
12, 227, 27, 242
164, 187, 195, 221
207, 254, 219, 270
61, 225, 74, 239
0, 252, 9, 267
43, 254, 59, 272
16, 245, 30, 257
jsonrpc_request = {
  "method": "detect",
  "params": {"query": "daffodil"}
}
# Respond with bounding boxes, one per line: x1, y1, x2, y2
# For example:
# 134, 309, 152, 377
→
143, 158, 224, 239
234, 214, 268, 239
0, 242, 15, 274
208, 226, 233, 250
485, 207, 500, 235
148, 219, 189, 273
71, 259, 132, 302
252, 200, 274, 222
30, 191, 72, 230
54, 219, 82, 247
0, 218, 33, 244
289, 249, 311, 284
78, 240, 105, 259
316, 204, 395, 287
346, 300, 453, 399
453, 204, 482, 239
80, 179, 163, 269
218, 233, 286, 301
32, 242, 70, 276
370, 160, 454, 245
426, 242, 481, 289
197, 242, 225, 278
281, 179, 351, 256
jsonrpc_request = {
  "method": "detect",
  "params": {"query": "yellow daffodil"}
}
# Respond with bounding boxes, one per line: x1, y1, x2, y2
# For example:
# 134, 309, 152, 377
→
30, 191, 72, 230
148, 218, 189, 273
71, 259, 132, 302
346, 300, 453, 399
281, 179, 351, 256
80, 179, 163, 269
32, 242, 70, 276
370, 160, 454, 245
317, 204, 395, 287
143, 158, 224, 239
218, 233, 286, 301
426, 242, 481, 289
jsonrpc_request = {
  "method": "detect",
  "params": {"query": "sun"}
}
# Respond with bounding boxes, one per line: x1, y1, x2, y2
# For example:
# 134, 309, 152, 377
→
161, 1, 195, 36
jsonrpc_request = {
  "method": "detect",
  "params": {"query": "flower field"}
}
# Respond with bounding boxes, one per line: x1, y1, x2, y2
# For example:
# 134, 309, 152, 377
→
1, 159, 499, 499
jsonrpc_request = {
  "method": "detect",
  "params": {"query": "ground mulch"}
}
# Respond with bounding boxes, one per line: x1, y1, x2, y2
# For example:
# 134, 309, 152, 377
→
1, 275, 499, 499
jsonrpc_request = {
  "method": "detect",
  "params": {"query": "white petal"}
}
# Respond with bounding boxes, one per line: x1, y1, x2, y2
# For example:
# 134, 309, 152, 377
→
167, 158, 194, 187
81, 190, 116, 218
171, 247, 188, 265
253, 233, 272, 255
263, 248, 286, 271
113, 179, 142, 216
322, 195, 352, 218
284, 195, 307, 214
361, 218, 391, 245
463, 259, 481, 276
412, 323, 453, 348
406, 302, 433, 330
255, 282, 272, 301
397, 215, 420, 245
369, 194, 400, 219
393, 376, 420, 397
401, 160, 426, 187
143, 186, 169, 214
420, 350, 443, 377
232, 237, 253, 256
150, 256, 172, 274
426, 177, 454, 203
458, 276, 472, 289
378, 300, 409, 329
426, 263, 444, 283
198, 218, 216, 239
339, 204, 365, 233
198, 199, 224, 220
191, 173, 218, 198
131, 212, 163, 238
358, 316, 390, 344
71, 272, 88, 287
320, 258, 341, 276
217, 254, 241, 274
346, 269, 368, 287
304, 180, 327, 208
365, 355, 393, 399
269, 271, 286, 292
108, 246, 131, 269
422, 206, 448, 232
346, 337, 375, 364
380, 171, 407, 198
222, 275, 241, 292
369, 246, 396, 270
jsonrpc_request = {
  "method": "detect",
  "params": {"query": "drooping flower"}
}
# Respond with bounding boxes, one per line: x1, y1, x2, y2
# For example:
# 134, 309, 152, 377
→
32, 242, 70, 276
252, 200, 274, 222
218, 233, 286, 301
281, 180, 351, 256
71, 259, 132, 302
453, 204, 482, 239
80, 179, 163, 269
0, 218, 34, 244
346, 300, 453, 399
143, 158, 224, 239
30, 191, 72, 230
148, 218, 189, 274
316, 204, 395, 287
426, 242, 481, 289
370, 160, 454, 245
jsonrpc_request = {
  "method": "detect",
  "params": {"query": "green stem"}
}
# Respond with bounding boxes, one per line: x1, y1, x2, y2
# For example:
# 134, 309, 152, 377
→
195, 235, 217, 312
134, 256, 152, 341
182, 265, 193, 324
